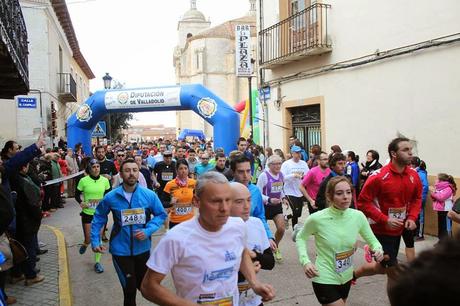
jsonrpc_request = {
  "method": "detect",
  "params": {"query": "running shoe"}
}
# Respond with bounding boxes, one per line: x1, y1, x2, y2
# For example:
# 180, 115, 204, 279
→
291, 223, 303, 242
364, 244, 373, 263
94, 263, 104, 273
274, 249, 283, 261
79, 244, 88, 255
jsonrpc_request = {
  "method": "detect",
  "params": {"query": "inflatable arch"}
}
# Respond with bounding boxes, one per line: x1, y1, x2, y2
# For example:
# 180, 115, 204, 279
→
67, 84, 240, 156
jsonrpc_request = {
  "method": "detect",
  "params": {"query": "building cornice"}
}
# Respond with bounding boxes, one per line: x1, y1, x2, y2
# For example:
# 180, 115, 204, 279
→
50, 0, 95, 79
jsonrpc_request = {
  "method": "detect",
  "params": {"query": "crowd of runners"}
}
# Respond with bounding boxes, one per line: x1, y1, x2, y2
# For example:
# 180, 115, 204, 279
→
1, 133, 460, 306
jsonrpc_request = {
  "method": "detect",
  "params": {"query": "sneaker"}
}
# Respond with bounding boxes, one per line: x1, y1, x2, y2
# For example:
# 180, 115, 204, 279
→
79, 244, 88, 255
415, 236, 425, 241
37, 249, 48, 255
291, 223, 303, 242
10, 275, 24, 284
49, 208, 57, 212
6, 296, 17, 305
101, 234, 109, 243
39, 241, 47, 248
364, 245, 373, 263
94, 262, 104, 273
25, 275, 45, 286
274, 249, 283, 261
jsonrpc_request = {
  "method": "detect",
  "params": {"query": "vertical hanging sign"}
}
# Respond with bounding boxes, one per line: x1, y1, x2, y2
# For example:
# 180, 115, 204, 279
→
235, 24, 252, 77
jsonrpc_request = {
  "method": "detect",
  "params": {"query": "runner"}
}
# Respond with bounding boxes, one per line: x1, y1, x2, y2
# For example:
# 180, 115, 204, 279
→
354, 137, 422, 289
140, 172, 275, 305
75, 159, 110, 273
91, 158, 167, 306
231, 154, 276, 250
299, 151, 330, 214
281, 145, 309, 229
296, 176, 383, 306
152, 150, 176, 205
194, 153, 214, 178
163, 159, 196, 229
257, 155, 286, 261
231, 181, 275, 306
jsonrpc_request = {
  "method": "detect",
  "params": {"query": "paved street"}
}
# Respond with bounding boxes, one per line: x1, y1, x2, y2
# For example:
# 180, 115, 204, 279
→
42, 198, 437, 306
5, 227, 59, 306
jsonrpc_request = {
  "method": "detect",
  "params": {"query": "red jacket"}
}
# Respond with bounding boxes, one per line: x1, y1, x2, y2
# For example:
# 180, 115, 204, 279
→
358, 162, 422, 236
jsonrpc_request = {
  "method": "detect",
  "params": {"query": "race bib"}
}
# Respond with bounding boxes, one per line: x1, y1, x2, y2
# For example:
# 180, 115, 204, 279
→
335, 249, 354, 273
87, 200, 100, 209
121, 208, 146, 226
174, 204, 193, 216
270, 182, 283, 193
161, 172, 173, 181
198, 296, 233, 306
388, 207, 406, 220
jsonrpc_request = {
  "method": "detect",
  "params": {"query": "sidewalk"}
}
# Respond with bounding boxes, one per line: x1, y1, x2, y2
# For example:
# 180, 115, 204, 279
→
5, 225, 70, 306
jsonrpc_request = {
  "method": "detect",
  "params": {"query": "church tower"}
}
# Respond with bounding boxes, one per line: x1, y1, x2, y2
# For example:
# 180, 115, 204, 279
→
177, 0, 211, 49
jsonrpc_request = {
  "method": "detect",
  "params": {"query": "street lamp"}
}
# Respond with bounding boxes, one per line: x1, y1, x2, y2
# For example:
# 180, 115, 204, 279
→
103, 72, 112, 90
102, 73, 113, 144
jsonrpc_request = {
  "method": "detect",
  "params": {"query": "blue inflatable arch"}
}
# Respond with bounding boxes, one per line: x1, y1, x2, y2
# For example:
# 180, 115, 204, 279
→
67, 84, 240, 156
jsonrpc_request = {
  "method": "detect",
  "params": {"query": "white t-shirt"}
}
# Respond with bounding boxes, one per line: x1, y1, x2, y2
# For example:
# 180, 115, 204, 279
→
147, 217, 246, 305
281, 159, 309, 197
239, 217, 270, 306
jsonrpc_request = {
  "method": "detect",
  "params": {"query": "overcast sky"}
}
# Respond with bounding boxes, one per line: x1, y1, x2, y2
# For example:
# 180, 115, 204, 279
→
67, 0, 251, 127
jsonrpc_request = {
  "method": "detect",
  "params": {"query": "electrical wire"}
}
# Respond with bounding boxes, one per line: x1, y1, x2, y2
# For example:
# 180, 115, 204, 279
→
263, 33, 460, 86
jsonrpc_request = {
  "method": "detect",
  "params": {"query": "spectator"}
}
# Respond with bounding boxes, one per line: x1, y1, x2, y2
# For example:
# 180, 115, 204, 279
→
360, 150, 382, 186
430, 173, 457, 240
65, 148, 79, 198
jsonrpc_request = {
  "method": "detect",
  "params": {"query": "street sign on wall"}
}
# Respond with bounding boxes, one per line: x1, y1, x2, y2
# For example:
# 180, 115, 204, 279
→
235, 24, 253, 77
17, 97, 37, 108
91, 121, 106, 137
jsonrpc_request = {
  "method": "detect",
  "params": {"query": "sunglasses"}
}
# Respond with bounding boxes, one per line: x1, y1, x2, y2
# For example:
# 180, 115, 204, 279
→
117, 154, 125, 157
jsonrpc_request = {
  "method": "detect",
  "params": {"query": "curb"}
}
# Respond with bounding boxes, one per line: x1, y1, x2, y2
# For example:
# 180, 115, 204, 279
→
44, 225, 73, 306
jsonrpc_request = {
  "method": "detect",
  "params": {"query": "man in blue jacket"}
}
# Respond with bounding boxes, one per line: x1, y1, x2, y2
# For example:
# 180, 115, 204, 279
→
231, 154, 276, 251
91, 158, 167, 306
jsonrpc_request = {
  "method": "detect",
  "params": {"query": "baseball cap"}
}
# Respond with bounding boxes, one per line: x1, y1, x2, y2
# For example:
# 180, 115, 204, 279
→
291, 145, 302, 153
163, 150, 173, 157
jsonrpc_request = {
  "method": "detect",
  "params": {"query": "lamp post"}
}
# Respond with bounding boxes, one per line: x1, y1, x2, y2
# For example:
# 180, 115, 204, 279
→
102, 73, 113, 144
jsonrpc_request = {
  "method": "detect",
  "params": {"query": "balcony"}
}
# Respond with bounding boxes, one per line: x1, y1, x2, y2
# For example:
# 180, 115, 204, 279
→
0, 0, 29, 99
58, 73, 77, 103
259, 3, 332, 68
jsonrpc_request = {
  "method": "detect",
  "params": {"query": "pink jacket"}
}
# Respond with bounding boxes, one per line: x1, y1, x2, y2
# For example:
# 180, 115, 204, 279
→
431, 181, 454, 211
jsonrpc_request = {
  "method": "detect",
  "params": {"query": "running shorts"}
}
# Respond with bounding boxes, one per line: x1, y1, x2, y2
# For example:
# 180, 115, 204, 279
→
264, 204, 283, 220
375, 234, 401, 267
312, 281, 352, 304
80, 211, 94, 224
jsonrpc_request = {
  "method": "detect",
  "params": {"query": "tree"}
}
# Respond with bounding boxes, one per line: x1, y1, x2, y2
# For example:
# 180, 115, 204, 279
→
105, 80, 133, 143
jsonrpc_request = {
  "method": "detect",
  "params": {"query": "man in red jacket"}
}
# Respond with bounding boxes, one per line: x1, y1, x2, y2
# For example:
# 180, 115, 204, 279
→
354, 137, 422, 288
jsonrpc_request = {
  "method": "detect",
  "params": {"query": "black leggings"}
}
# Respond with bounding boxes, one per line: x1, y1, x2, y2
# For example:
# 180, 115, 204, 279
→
287, 195, 304, 228
112, 252, 150, 306
438, 211, 448, 240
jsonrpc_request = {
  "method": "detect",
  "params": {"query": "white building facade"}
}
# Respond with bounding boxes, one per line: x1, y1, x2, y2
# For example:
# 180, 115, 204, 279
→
258, 0, 460, 178
0, 0, 94, 147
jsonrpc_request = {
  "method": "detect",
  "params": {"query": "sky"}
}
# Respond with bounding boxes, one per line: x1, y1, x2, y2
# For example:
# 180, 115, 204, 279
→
67, 0, 252, 127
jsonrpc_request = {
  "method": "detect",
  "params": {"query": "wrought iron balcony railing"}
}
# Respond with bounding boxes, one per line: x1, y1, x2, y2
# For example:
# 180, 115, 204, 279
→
58, 73, 77, 103
0, 0, 29, 98
259, 3, 331, 68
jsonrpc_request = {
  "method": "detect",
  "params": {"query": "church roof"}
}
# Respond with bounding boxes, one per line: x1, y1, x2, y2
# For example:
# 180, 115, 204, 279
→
189, 15, 256, 41
181, 8, 207, 22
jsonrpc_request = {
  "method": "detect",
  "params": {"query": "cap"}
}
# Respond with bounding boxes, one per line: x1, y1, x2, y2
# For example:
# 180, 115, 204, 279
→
291, 145, 302, 153
163, 150, 173, 157
89, 159, 99, 166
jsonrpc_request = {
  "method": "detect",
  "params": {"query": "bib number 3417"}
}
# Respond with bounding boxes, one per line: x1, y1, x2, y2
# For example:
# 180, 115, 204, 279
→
335, 249, 354, 273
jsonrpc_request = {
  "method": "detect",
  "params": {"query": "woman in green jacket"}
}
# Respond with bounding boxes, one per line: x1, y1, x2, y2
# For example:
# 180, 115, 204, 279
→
296, 176, 383, 306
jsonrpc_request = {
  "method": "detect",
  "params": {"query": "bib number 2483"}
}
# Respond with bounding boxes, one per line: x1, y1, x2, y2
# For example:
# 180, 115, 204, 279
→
121, 208, 146, 226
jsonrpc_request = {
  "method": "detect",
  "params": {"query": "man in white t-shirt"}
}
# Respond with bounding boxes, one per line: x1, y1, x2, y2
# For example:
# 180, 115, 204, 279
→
230, 182, 275, 306
281, 145, 309, 229
140, 172, 275, 305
